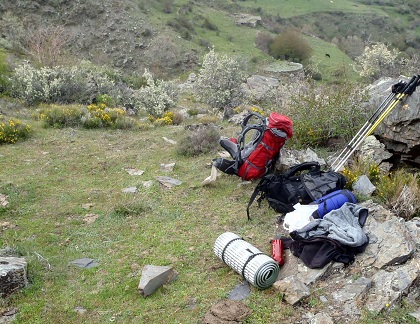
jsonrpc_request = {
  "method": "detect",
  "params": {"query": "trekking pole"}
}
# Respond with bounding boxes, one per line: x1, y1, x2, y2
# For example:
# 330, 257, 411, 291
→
330, 81, 404, 171
332, 75, 420, 172
330, 89, 398, 171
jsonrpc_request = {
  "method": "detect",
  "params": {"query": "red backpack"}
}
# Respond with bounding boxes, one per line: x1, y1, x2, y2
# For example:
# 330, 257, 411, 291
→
213, 112, 293, 181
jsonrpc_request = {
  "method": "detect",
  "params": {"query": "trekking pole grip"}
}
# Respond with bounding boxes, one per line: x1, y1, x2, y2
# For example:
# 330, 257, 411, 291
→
404, 74, 420, 95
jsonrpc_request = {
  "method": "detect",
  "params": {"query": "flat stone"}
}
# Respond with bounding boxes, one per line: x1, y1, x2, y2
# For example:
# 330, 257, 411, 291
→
352, 175, 376, 196
122, 186, 138, 193
138, 265, 178, 297
273, 275, 310, 305
332, 277, 372, 302
228, 281, 251, 300
156, 176, 182, 188
69, 258, 99, 269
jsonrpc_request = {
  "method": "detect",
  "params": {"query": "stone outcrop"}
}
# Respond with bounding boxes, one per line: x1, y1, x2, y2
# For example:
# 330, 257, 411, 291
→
0, 257, 28, 298
233, 14, 261, 27
366, 76, 420, 167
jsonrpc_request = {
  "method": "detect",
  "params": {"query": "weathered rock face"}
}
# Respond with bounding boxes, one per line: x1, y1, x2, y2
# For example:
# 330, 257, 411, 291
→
366, 76, 420, 167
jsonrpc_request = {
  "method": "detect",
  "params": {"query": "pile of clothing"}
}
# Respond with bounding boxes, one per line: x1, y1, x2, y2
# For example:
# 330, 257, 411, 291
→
281, 203, 369, 269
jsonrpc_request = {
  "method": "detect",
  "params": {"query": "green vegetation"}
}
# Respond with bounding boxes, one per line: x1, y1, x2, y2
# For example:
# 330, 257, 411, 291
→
236, 0, 383, 17
0, 116, 31, 144
0, 1, 419, 322
1, 95, 418, 322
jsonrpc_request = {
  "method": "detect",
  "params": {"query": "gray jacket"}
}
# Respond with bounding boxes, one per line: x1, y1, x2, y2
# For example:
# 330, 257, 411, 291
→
292, 203, 368, 247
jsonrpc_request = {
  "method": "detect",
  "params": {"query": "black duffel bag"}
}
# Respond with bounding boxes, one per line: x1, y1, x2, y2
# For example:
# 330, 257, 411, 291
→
246, 161, 346, 220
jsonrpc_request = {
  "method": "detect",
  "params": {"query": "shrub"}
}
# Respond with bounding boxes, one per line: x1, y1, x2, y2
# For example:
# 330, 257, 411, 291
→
26, 25, 71, 67
10, 61, 117, 105
197, 114, 219, 124
38, 103, 136, 129
193, 49, 247, 110
202, 18, 218, 31
353, 43, 401, 80
177, 125, 220, 156
341, 159, 420, 219
255, 32, 273, 54
172, 111, 184, 125
132, 69, 178, 118
375, 169, 420, 219
285, 82, 368, 148
341, 158, 382, 189
152, 111, 174, 126
95, 94, 116, 107
0, 116, 31, 144
38, 105, 85, 128
269, 29, 313, 62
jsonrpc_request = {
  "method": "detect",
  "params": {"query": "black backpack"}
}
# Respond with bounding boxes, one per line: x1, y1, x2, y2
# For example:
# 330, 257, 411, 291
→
246, 161, 346, 220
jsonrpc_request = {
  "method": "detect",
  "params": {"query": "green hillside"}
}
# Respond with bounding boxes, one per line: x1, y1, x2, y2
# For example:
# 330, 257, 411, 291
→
0, 0, 418, 81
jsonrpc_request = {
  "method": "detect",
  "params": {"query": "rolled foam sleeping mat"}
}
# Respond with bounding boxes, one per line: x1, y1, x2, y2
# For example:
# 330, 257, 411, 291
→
214, 232, 279, 289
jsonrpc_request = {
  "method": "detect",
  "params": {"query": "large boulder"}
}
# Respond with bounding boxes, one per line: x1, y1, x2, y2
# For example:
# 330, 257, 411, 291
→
366, 76, 420, 167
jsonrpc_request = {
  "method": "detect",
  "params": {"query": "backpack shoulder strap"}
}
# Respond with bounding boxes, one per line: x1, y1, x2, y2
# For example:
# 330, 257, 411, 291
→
241, 112, 266, 129
246, 174, 274, 220
236, 123, 267, 168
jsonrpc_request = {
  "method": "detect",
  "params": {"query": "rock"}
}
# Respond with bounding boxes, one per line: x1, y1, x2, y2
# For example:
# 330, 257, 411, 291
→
273, 275, 311, 305
234, 14, 261, 27
273, 200, 420, 322
356, 135, 393, 172
332, 277, 372, 303
409, 310, 420, 321
405, 217, 420, 248
155, 176, 182, 188
366, 76, 420, 167
160, 162, 176, 171
310, 313, 334, 324
364, 259, 420, 312
244, 75, 279, 100
138, 265, 178, 297
276, 148, 326, 171
359, 204, 416, 268
69, 258, 99, 269
122, 186, 138, 193
277, 250, 333, 285
227, 281, 251, 301
0, 257, 28, 298
352, 175, 376, 196
227, 111, 250, 125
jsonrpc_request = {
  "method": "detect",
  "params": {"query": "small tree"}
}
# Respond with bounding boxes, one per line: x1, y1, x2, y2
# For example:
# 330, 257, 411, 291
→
193, 49, 247, 110
269, 29, 312, 62
26, 25, 72, 67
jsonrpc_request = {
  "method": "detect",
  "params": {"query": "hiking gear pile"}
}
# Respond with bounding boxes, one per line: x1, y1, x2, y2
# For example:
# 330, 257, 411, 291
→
212, 112, 293, 181
246, 161, 346, 220
281, 202, 369, 268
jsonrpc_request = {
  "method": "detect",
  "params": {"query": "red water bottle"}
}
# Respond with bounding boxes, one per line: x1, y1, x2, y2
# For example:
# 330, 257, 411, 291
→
270, 239, 284, 266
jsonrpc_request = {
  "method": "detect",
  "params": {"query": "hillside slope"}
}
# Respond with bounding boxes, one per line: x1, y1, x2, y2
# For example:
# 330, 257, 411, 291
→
0, 0, 418, 79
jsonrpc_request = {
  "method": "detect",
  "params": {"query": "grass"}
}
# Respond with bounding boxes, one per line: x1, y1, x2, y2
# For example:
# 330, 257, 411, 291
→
0, 109, 296, 323
235, 0, 386, 17
1, 104, 417, 323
